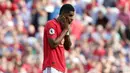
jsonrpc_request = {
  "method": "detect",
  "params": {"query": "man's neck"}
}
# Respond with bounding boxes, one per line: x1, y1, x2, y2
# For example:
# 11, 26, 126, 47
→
56, 16, 63, 30
56, 16, 61, 24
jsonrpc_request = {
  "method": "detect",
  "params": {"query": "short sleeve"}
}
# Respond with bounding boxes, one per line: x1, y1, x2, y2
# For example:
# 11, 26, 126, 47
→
46, 22, 57, 39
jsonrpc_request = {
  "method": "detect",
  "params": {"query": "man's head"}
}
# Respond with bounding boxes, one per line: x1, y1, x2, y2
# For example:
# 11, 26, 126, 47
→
98, 11, 104, 19
59, 4, 75, 24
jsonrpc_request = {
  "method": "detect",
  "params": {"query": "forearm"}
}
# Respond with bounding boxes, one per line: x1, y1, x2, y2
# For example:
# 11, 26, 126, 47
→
64, 35, 72, 50
55, 29, 68, 44
48, 29, 68, 48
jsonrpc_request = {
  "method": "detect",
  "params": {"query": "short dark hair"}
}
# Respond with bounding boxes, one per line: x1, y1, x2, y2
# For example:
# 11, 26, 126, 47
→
59, 4, 75, 15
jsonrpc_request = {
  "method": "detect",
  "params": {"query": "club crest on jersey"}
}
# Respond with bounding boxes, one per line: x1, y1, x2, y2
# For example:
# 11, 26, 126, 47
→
49, 28, 55, 34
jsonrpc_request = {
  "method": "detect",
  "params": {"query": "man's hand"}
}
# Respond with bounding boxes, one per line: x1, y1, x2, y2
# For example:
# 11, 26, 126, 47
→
60, 16, 70, 30
66, 25, 70, 35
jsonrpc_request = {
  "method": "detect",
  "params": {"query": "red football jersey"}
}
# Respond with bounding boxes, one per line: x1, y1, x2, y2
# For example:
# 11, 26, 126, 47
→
42, 19, 66, 72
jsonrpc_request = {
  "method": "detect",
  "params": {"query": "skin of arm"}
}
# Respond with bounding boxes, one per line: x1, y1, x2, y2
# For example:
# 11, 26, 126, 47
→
48, 29, 68, 49
64, 32, 72, 50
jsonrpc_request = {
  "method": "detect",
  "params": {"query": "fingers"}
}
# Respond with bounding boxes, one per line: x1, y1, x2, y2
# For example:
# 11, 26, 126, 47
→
62, 16, 69, 24
60, 16, 70, 30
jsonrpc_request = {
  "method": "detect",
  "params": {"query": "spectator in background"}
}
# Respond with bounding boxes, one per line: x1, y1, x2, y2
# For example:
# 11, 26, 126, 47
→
48, 0, 61, 20
20, 6, 31, 28
74, 0, 84, 16
31, 0, 47, 32
118, 6, 130, 27
124, 24, 130, 46
103, 0, 116, 7
106, 7, 119, 27
96, 11, 109, 28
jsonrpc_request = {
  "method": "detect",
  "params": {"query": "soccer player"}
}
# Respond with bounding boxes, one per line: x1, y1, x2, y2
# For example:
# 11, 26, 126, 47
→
42, 4, 75, 73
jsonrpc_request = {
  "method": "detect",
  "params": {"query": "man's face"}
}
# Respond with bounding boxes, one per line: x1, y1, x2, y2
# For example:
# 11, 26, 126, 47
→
98, 11, 103, 19
63, 11, 75, 24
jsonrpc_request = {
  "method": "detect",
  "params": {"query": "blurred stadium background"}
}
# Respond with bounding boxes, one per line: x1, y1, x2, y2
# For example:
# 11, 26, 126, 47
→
0, 0, 130, 73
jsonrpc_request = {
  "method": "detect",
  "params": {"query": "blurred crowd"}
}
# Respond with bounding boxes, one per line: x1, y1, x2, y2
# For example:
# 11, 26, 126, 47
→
0, 0, 130, 73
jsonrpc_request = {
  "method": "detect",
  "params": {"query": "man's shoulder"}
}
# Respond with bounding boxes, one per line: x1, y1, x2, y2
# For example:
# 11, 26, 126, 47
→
45, 19, 57, 27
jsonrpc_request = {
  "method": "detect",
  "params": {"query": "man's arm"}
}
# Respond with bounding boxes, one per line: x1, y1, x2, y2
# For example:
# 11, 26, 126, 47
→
64, 35, 72, 50
48, 15, 70, 49
48, 29, 68, 49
